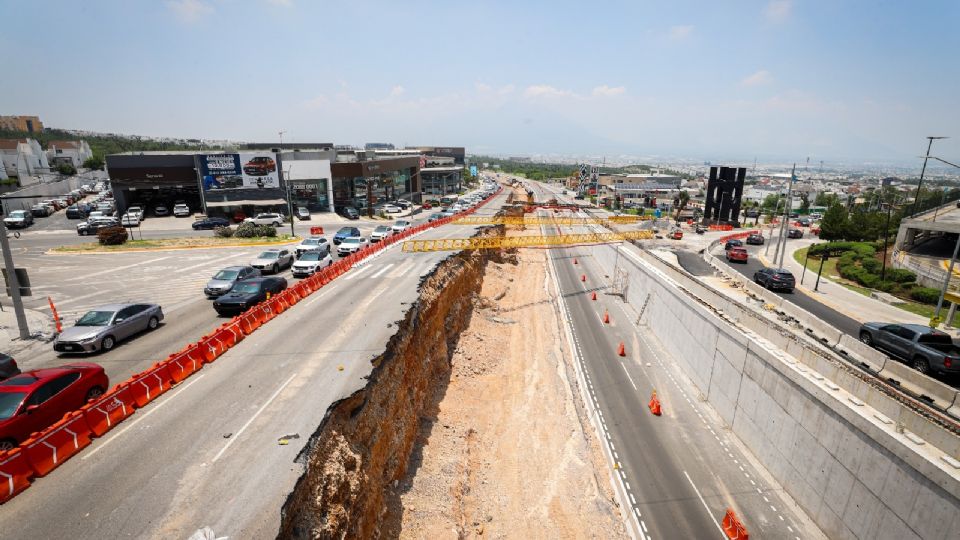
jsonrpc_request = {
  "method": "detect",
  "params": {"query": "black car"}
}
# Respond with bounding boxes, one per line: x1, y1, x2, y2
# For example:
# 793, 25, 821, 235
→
745, 234, 765, 245
66, 205, 89, 219
753, 268, 796, 292
744, 208, 760, 218
192, 217, 231, 230
724, 239, 744, 250
787, 228, 804, 239
0, 353, 20, 380
336, 206, 359, 220
212, 277, 288, 316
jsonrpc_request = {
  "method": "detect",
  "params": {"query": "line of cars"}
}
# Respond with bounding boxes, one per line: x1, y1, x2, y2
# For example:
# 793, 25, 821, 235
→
5, 186, 99, 230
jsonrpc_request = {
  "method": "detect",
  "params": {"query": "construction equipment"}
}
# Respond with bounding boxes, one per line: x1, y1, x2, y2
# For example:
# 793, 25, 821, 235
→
401, 230, 656, 252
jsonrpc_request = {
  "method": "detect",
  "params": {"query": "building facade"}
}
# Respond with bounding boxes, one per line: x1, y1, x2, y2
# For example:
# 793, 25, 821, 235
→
0, 138, 49, 180
0, 115, 43, 133
48, 140, 94, 168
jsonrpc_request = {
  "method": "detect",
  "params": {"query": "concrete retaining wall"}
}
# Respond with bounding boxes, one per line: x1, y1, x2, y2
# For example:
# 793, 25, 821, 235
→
615, 247, 960, 540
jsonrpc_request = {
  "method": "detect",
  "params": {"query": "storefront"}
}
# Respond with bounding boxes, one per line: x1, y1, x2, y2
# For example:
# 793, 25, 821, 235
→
331, 156, 420, 214
420, 166, 463, 196
105, 153, 204, 216
285, 159, 334, 212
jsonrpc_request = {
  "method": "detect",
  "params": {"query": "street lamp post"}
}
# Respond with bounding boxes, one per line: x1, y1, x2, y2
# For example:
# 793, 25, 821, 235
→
934, 233, 960, 324
910, 136, 947, 216
764, 198, 785, 257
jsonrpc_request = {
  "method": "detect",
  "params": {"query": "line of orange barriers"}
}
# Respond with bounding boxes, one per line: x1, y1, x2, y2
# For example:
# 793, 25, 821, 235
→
0, 187, 503, 505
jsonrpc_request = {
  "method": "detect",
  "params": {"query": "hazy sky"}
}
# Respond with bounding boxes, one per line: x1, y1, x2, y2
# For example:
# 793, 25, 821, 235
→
3, 0, 959, 164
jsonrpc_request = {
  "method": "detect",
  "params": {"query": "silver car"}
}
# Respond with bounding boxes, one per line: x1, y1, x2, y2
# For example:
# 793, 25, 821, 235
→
205, 265, 261, 297
251, 248, 294, 274
53, 303, 164, 353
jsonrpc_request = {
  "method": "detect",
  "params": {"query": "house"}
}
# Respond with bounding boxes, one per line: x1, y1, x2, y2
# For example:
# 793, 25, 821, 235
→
0, 138, 49, 181
47, 140, 93, 168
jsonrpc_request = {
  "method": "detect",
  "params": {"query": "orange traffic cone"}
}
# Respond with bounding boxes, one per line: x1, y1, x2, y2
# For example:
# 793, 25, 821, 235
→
581, 274, 586, 282
617, 341, 625, 356
649, 390, 662, 416
591, 291, 597, 301
574, 258, 578, 264
603, 310, 610, 324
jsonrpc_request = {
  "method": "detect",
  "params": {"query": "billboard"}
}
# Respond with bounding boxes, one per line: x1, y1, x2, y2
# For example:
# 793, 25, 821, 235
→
469, 165, 478, 177
200, 152, 280, 192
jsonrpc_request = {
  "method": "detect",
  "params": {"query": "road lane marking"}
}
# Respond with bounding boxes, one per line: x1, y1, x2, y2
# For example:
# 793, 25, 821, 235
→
63, 256, 174, 282
620, 363, 639, 391
82, 374, 207, 460
174, 251, 251, 274
683, 470, 727, 537
212, 373, 297, 463
369, 263, 395, 279
343, 265, 373, 280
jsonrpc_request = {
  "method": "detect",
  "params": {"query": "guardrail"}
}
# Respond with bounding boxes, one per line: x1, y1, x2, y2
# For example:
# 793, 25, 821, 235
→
0, 186, 504, 505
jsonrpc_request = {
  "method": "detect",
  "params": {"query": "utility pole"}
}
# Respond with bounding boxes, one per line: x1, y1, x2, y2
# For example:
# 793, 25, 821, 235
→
773, 165, 796, 268
911, 136, 947, 216
0, 219, 29, 339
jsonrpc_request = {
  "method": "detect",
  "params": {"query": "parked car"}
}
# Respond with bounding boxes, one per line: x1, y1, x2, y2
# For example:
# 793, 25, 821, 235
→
242, 156, 277, 176
858, 323, 960, 375
250, 248, 294, 274
213, 277, 287, 315
154, 204, 170, 217
744, 208, 760, 218
121, 214, 141, 228
333, 226, 361, 245
54, 303, 164, 353
381, 204, 402, 214
395, 199, 412, 209
0, 363, 109, 450
371, 225, 393, 242
0, 353, 20, 380
745, 233, 765, 245
292, 251, 333, 277
294, 237, 330, 258
726, 247, 749, 263
65, 205, 89, 219
337, 237, 368, 256
724, 239, 744, 250
31, 204, 52, 218
173, 203, 191, 217
336, 206, 359, 220
798, 218, 812, 227
77, 217, 120, 235
753, 268, 796, 292
392, 220, 411, 233
3, 210, 33, 229
428, 212, 445, 222
296, 207, 311, 221
787, 228, 804, 239
192, 217, 230, 230
204, 266, 261, 297
244, 213, 283, 227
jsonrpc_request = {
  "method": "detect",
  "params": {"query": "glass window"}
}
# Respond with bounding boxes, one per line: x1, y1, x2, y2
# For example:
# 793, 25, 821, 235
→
77, 310, 116, 326
0, 392, 26, 419
214, 269, 239, 280
895, 327, 918, 340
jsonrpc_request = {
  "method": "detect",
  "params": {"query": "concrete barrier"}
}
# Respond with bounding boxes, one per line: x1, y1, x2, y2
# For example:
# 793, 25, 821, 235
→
876, 360, 959, 411
835, 334, 888, 373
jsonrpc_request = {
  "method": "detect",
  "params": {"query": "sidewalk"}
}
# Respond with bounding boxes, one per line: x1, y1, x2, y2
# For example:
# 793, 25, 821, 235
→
0, 305, 55, 359
757, 237, 937, 330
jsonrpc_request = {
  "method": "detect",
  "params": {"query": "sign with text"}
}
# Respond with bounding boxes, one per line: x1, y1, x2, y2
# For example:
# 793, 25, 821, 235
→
200, 152, 279, 191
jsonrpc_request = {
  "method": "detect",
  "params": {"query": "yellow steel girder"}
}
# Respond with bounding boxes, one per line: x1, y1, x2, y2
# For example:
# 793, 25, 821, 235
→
451, 215, 649, 226
401, 230, 655, 252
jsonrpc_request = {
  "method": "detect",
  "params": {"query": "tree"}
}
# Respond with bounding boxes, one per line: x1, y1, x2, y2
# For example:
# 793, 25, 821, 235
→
674, 190, 690, 221
814, 192, 840, 207
56, 163, 77, 175
819, 203, 849, 241
800, 193, 810, 213
761, 193, 782, 210
83, 155, 105, 170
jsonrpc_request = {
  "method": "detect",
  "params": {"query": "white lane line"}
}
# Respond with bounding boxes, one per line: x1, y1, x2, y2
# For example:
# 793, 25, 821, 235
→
63, 256, 174, 282
388, 259, 415, 278
212, 373, 297, 463
368, 263, 395, 279
343, 264, 373, 280
174, 252, 249, 274
682, 470, 727, 538
82, 374, 207, 460
620, 363, 639, 391
50, 290, 109, 308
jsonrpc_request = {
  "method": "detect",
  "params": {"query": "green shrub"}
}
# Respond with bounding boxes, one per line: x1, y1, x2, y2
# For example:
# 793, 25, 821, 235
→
886, 268, 916, 284
234, 222, 259, 238
861, 257, 881, 273
97, 226, 128, 245
877, 281, 897, 293
214, 226, 234, 238
910, 287, 942, 305
256, 225, 276, 237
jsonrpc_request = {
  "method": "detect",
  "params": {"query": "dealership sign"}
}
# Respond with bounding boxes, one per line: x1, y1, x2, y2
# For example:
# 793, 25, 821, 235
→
200, 152, 280, 191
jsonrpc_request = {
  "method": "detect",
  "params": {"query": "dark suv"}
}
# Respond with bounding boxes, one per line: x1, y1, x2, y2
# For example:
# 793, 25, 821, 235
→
336, 206, 359, 220
243, 157, 276, 176
753, 268, 796, 292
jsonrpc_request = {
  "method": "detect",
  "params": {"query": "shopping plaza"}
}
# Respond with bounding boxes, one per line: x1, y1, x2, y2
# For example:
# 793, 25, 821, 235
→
104, 145, 465, 218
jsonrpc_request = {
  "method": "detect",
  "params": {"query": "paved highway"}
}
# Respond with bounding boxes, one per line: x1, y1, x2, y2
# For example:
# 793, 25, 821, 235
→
2, 188, 509, 539
528, 180, 821, 539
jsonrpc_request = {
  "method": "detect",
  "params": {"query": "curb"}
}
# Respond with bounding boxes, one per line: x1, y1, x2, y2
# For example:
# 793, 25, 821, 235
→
45, 237, 302, 255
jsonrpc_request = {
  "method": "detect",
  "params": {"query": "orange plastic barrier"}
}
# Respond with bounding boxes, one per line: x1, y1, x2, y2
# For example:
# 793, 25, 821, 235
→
0, 448, 34, 503
127, 364, 173, 408
722, 508, 749, 539
82, 384, 135, 436
309, 226, 324, 235
164, 350, 202, 383
237, 312, 261, 334
22, 411, 93, 477
200, 332, 229, 362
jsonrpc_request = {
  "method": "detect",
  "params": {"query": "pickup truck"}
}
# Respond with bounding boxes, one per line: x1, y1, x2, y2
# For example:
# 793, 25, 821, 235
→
858, 322, 960, 375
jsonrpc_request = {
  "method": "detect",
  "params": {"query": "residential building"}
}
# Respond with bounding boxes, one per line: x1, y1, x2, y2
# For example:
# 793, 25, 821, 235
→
0, 138, 49, 180
47, 140, 93, 168
0, 115, 43, 133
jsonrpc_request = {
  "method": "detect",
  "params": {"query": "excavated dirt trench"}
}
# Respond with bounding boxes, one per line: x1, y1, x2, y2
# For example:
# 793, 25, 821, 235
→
279, 228, 508, 539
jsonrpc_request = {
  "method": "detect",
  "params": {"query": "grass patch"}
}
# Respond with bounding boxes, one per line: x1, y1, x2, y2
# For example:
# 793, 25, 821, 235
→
52, 235, 298, 253
793, 246, 841, 281
893, 301, 960, 329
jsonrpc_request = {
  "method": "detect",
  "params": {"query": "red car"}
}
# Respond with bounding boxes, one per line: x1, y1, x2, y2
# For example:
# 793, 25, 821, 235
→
0, 363, 108, 450
726, 247, 749, 263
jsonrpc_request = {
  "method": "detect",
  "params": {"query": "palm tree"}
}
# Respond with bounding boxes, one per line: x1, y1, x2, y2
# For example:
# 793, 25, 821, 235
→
674, 190, 690, 222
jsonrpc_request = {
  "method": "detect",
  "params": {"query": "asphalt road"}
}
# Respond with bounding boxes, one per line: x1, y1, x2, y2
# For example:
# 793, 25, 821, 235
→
530, 181, 821, 538
2, 187, 510, 539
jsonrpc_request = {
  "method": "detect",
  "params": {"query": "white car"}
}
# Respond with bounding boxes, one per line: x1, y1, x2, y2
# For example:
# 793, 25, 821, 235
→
244, 213, 284, 227
391, 220, 411, 233
370, 225, 393, 242
381, 204, 402, 214
295, 237, 330, 258
126, 206, 144, 220
250, 248, 294, 273
121, 214, 140, 227
337, 237, 368, 256
173, 204, 191, 217
291, 251, 332, 277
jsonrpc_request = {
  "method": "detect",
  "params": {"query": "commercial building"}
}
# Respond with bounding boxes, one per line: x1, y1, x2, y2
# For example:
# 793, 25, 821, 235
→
331, 156, 420, 213
410, 146, 465, 165
47, 140, 94, 168
0, 115, 43, 133
420, 166, 463, 196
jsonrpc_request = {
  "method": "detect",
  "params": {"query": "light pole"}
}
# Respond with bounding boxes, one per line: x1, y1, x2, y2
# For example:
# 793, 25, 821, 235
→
764, 198, 785, 257
910, 136, 947, 216
880, 202, 895, 281
278, 130, 286, 152
284, 166, 296, 238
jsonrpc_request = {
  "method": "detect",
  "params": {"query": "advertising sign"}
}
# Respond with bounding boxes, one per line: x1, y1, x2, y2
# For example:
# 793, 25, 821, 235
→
200, 152, 279, 191
469, 165, 478, 177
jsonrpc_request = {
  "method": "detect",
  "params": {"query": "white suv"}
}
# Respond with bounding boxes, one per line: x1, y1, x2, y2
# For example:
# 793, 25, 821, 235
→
173, 204, 191, 217
244, 213, 283, 226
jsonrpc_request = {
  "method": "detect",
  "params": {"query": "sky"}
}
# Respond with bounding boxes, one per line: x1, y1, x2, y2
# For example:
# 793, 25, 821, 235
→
3, 0, 959, 165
